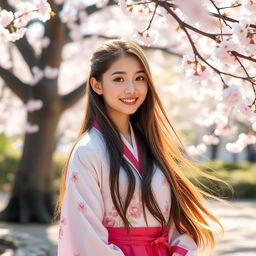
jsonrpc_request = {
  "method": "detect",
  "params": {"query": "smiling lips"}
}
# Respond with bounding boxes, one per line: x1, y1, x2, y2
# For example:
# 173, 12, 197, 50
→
120, 97, 138, 105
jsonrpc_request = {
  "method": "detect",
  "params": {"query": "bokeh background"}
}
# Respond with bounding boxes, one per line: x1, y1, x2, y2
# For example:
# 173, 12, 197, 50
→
0, 0, 255, 255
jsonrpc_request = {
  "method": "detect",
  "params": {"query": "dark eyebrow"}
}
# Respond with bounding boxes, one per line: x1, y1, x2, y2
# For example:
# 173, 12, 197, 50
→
111, 70, 145, 76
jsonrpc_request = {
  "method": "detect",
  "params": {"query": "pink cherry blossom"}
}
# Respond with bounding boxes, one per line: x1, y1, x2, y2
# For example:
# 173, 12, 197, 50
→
29, 66, 44, 86
133, 29, 158, 46
41, 37, 50, 48
213, 39, 241, 64
24, 122, 39, 133
202, 135, 220, 145
59, 9, 78, 23
222, 84, 243, 107
226, 142, 244, 153
245, 0, 256, 12
238, 133, 256, 145
9, 28, 27, 42
232, 22, 249, 46
14, 17, 28, 28
187, 143, 207, 156
173, 0, 212, 29
186, 66, 211, 82
238, 100, 253, 118
25, 99, 43, 112
35, 0, 52, 22
14, 2, 35, 23
44, 66, 59, 79
119, 0, 135, 17
214, 125, 237, 137
0, 27, 10, 42
0, 10, 14, 28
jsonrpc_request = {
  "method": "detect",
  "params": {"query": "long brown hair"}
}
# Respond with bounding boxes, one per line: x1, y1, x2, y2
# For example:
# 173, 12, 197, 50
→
55, 39, 227, 251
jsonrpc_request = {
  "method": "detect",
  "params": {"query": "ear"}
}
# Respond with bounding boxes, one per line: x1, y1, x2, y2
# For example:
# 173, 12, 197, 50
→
90, 77, 103, 95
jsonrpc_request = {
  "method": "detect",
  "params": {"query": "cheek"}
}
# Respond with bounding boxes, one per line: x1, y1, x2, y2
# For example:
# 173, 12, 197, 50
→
140, 83, 148, 98
103, 86, 121, 102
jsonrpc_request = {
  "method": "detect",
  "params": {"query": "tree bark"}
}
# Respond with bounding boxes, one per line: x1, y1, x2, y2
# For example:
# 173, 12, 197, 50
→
0, 99, 62, 223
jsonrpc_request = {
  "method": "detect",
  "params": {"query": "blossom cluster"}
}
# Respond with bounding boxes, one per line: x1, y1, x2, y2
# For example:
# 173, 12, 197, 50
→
0, 0, 52, 42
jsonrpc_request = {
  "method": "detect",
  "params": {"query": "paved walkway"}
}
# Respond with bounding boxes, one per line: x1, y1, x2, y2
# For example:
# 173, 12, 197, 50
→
0, 193, 255, 256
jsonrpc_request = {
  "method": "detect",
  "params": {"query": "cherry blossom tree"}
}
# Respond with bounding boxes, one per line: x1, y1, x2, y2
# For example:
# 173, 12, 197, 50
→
0, 0, 121, 223
118, 0, 256, 156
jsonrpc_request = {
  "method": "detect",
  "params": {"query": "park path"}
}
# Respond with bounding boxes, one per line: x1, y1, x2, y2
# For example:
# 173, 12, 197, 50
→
0, 192, 255, 256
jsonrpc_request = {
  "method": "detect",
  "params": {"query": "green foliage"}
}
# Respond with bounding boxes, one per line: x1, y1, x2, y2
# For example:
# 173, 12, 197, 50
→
183, 160, 256, 199
0, 134, 21, 190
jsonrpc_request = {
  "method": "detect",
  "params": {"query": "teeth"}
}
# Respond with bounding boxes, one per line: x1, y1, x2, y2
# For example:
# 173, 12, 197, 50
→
122, 99, 136, 103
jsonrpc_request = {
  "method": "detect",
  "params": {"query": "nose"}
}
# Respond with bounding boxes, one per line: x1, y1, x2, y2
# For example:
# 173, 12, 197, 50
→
125, 80, 135, 93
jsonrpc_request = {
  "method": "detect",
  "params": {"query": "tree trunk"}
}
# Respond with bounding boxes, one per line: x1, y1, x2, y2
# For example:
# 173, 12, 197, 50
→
246, 144, 256, 163
210, 143, 219, 160
0, 101, 62, 223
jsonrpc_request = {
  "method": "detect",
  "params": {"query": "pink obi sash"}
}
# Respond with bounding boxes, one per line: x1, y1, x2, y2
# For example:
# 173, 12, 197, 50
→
107, 226, 188, 256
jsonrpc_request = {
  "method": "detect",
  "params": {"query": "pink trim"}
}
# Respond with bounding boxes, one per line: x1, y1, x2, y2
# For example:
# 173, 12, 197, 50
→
93, 120, 142, 175
170, 245, 188, 255
93, 120, 100, 130
107, 226, 188, 256
123, 143, 142, 174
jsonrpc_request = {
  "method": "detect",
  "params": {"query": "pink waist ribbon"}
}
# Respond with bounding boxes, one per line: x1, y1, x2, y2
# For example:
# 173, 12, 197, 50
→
107, 226, 188, 256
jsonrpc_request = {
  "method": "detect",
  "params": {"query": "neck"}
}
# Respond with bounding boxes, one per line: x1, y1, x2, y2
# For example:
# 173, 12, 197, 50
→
107, 112, 130, 138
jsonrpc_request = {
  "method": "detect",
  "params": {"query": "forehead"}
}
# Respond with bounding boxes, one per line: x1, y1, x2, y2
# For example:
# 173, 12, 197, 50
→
106, 56, 144, 73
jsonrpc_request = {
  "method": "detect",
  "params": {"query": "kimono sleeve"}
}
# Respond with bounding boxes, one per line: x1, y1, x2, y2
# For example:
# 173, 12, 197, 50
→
168, 221, 198, 256
57, 145, 125, 256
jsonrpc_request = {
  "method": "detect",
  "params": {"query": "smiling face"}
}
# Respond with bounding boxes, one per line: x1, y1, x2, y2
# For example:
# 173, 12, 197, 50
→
90, 55, 148, 122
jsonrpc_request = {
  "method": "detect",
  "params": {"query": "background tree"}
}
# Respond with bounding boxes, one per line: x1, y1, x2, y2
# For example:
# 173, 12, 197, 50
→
0, 0, 118, 223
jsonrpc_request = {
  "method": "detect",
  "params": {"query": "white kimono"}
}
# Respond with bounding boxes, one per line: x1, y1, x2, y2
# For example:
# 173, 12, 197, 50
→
58, 123, 198, 256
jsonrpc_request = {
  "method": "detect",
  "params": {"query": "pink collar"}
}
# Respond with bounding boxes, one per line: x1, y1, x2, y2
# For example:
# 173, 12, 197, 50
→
93, 120, 142, 175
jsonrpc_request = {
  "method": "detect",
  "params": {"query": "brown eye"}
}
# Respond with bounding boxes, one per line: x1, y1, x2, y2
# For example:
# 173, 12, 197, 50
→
113, 77, 124, 82
136, 76, 145, 81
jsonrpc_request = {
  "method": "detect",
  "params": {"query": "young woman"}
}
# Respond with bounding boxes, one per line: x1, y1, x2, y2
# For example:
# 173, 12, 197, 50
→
55, 39, 224, 256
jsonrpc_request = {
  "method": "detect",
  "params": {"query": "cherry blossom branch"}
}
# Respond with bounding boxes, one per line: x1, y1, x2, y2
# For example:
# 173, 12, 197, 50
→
0, 67, 30, 103
142, 3, 158, 33
232, 54, 256, 105
231, 51, 256, 63
60, 82, 85, 112
156, 2, 256, 80
163, 1, 256, 30
218, 3, 242, 10
0, 0, 40, 72
209, 0, 231, 28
